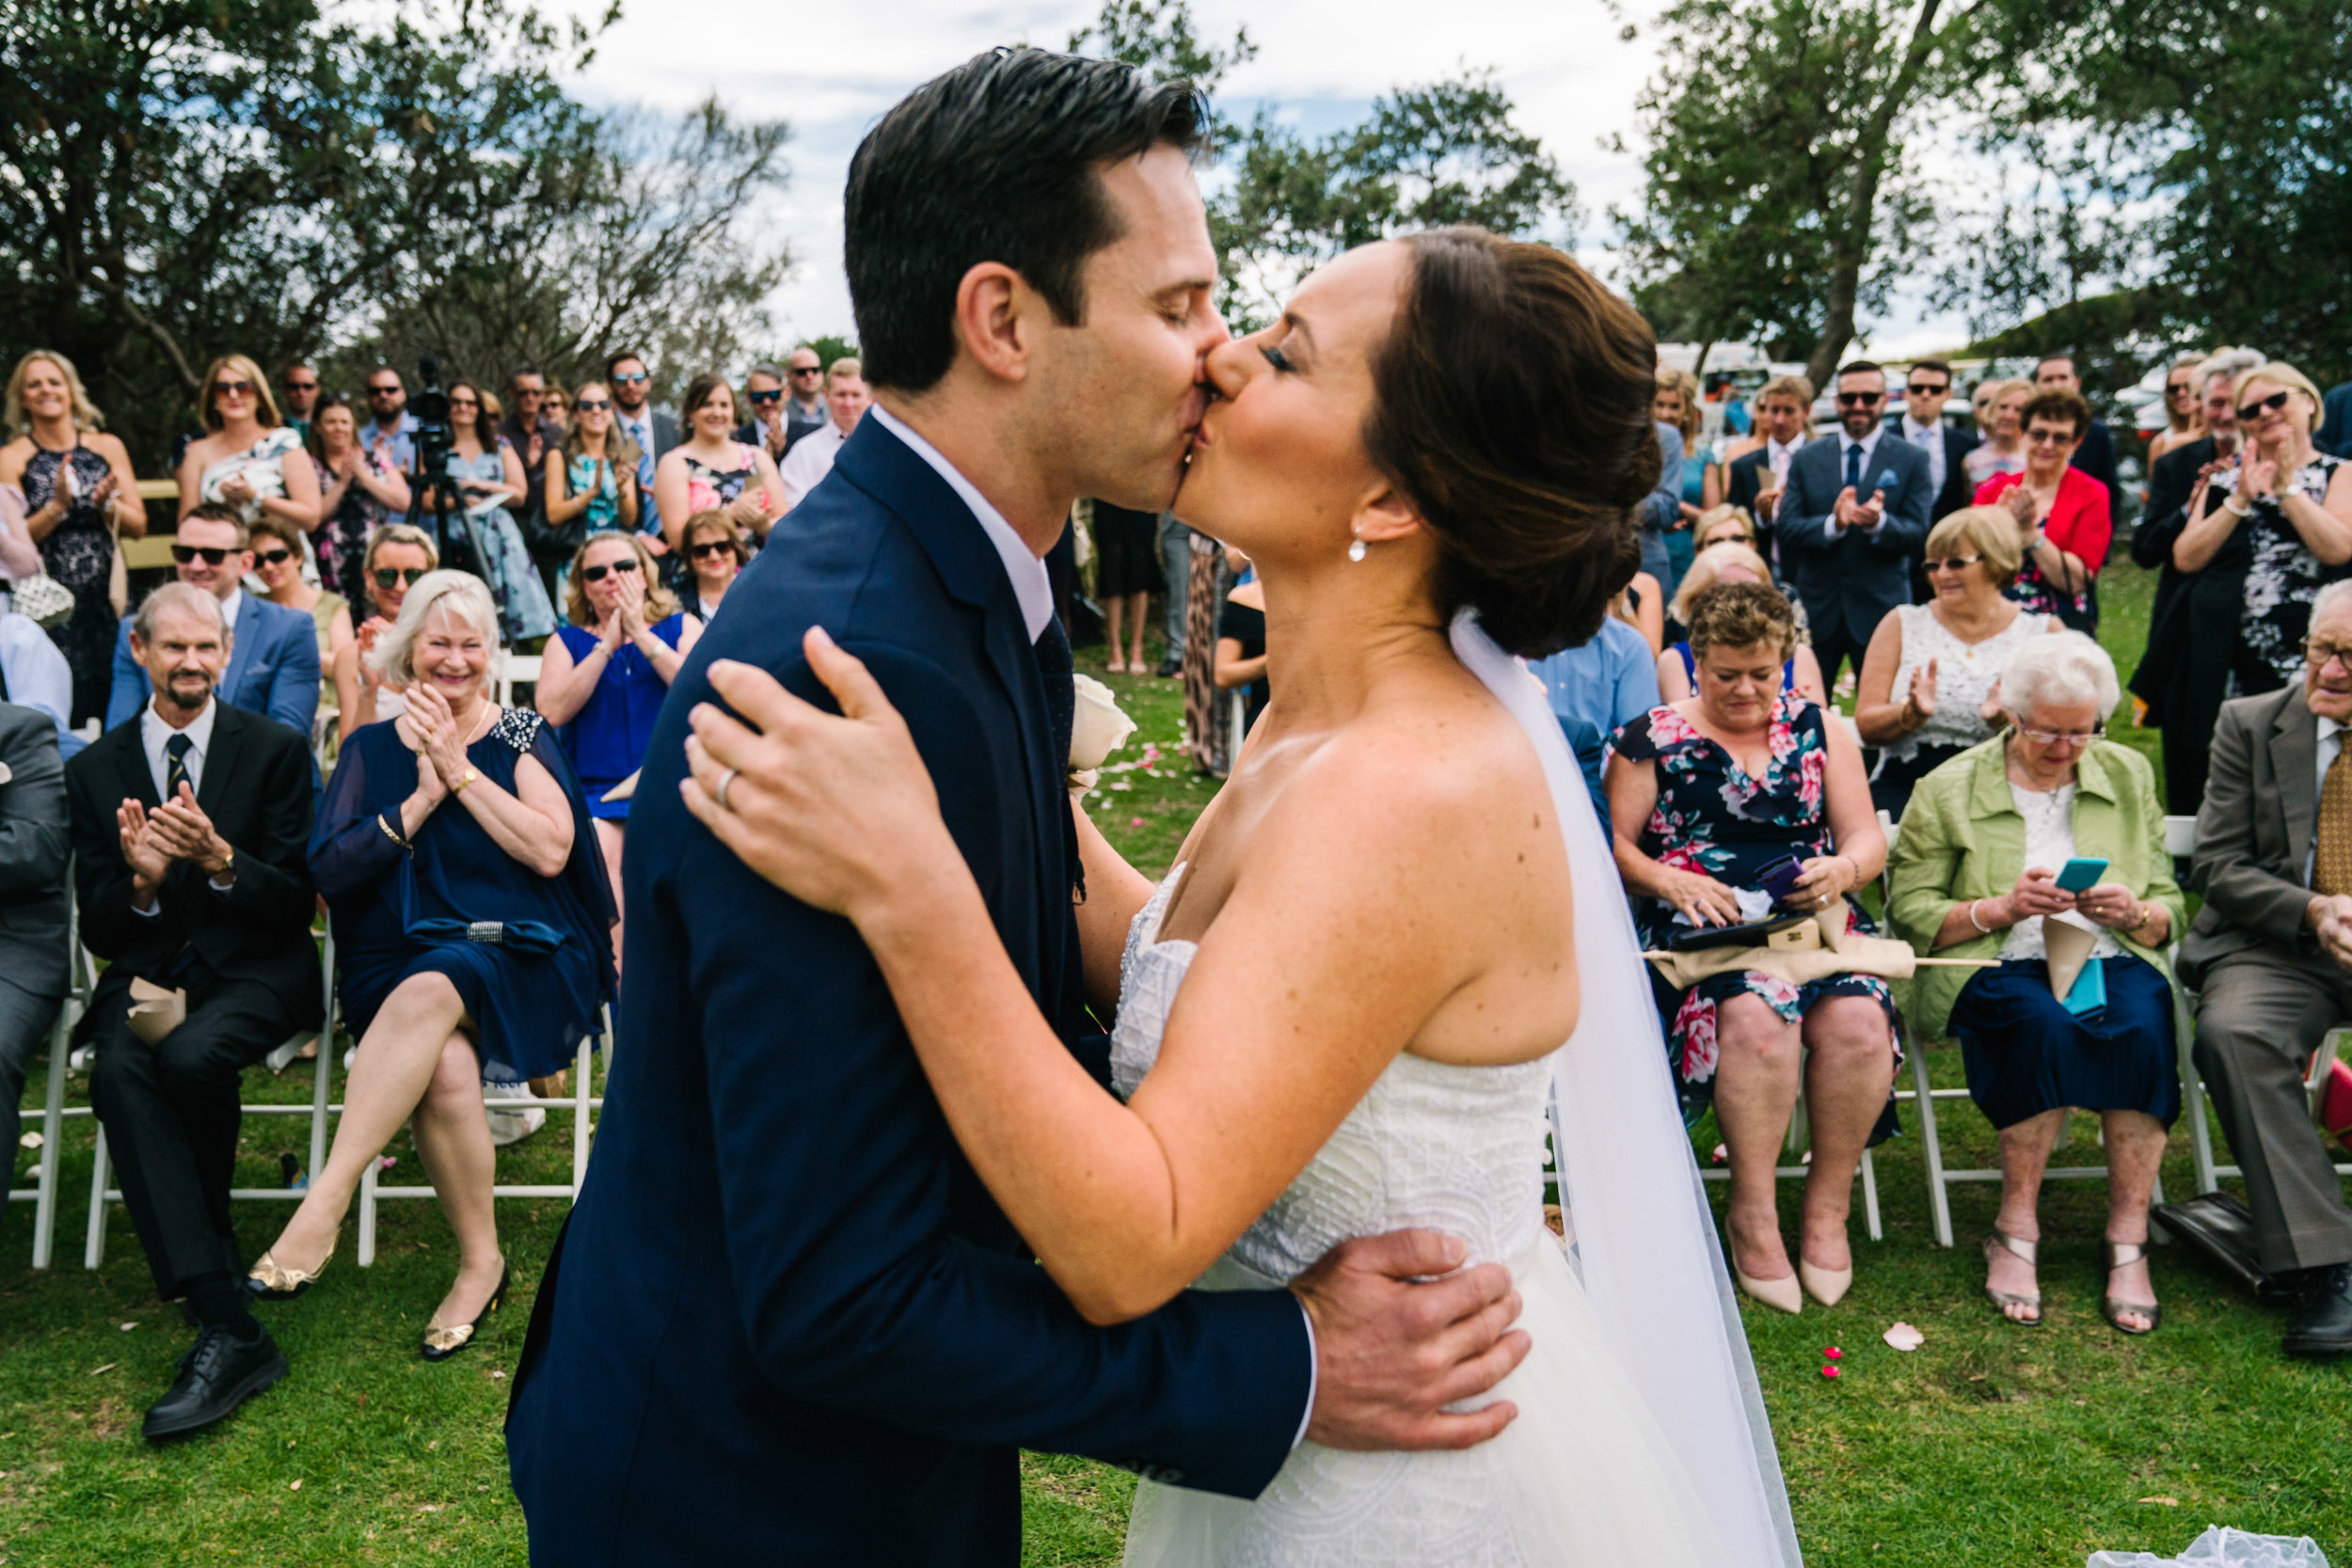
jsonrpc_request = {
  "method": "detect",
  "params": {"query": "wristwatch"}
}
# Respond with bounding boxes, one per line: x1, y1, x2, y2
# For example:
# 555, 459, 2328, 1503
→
451, 767, 480, 795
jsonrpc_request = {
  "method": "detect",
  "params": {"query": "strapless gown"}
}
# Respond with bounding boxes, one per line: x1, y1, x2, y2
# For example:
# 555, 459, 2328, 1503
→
1111, 867, 1729, 1567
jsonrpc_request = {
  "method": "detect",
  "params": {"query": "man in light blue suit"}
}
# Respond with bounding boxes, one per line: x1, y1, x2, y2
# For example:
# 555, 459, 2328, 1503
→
105, 504, 318, 741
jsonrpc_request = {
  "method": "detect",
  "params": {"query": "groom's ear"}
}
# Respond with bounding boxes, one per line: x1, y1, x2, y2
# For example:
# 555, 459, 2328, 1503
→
951, 261, 1043, 387
1352, 484, 1426, 547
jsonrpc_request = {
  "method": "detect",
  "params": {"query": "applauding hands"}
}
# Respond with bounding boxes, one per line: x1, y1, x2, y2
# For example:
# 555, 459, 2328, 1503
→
117, 785, 237, 911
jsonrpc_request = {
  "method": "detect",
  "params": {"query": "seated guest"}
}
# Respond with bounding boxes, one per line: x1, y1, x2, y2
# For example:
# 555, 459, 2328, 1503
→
535, 533, 696, 973
249, 572, 614, 1358
675, 508, 745, 621
106, 503, 321, 738
65, 582, 321, 1437
1855, 505, 2060, 816
1886, 633, 2182, 1333
1612, 567, 1666, 656
1657, 548, 1827, 705
1972, 388, 2112, 633
2181, 579, 2352, 1359
332, 523, 437, 732
1606, 581, 1895, 1314
248, 513, 353, 756
0, 699, 68, 1197
0, 603, 77, 752
1528, 561, 1662, 825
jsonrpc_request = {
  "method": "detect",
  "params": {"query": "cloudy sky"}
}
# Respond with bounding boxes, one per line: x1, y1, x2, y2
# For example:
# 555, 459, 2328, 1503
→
549, 0, 1965, 356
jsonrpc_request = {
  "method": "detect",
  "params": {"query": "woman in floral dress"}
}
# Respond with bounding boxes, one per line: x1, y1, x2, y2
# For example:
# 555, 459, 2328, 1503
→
1606, 581, 1898, 1313
309, 393, 413, 606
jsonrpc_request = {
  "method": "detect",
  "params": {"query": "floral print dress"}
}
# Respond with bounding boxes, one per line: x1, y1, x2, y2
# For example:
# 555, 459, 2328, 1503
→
2219, 451, 2348, 689
1612, 693, 1899, 1130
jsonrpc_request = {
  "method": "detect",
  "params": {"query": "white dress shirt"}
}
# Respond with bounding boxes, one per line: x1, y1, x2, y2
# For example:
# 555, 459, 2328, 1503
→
776, 420, 849, 512
869, 405, 1054, 641
1902, 414, 1947, 497
1825, 425, 1890, 539
134, 695, 233, 909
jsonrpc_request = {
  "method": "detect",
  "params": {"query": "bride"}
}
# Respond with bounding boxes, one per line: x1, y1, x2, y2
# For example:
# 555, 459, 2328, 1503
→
677, 230, 1801, 1566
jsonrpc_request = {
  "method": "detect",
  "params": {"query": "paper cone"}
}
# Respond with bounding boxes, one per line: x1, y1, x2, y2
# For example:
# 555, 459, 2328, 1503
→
2043, 919, 2096, 1002
126, 976, 187, 1047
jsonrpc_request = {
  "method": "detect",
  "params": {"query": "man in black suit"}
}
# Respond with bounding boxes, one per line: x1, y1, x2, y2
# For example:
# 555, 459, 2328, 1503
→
66, 582, 321, 1441
1724, 374, 1812, 578
1894, 358, 1981, 602
2036, 354, 2121, 542
1771, 360, 1935, 688
0, 700, 69, 1196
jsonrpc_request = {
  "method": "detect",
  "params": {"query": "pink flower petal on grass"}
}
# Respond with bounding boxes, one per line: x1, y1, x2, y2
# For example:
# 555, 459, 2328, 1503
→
1820, 1365, 1840, 1379
1822, 1347, 1841, 1359
1882, 1322, 1924, 1352
1129, 817, 1145, 828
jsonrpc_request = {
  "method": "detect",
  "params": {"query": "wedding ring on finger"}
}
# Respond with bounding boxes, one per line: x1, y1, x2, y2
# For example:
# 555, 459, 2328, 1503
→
715, 767, 739, 813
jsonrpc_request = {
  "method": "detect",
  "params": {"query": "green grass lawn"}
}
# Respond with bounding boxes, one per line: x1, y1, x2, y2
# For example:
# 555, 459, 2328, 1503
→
5, 564, 2345, 1566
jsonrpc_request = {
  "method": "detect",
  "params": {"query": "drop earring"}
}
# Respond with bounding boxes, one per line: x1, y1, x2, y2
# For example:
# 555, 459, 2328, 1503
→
1347, 536, 1368, 562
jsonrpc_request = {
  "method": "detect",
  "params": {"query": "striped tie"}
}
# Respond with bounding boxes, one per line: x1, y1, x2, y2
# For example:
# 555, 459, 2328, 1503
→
163, 733, 194, 803
2317, 746, 2352, 895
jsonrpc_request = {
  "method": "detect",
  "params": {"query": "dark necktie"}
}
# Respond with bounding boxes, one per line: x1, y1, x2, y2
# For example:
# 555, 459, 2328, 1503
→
164, 733, 194, 803
1845, 441, 1864, 495
1034, 615, 1074, 774
2317, 744, 2352, 895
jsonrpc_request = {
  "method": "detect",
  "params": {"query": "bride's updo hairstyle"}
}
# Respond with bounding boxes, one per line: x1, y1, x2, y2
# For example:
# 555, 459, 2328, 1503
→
1363, 227, 1659, 658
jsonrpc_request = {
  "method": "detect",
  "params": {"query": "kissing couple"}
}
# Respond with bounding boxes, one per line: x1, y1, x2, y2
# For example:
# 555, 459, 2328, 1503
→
509, 46, 1800, 1568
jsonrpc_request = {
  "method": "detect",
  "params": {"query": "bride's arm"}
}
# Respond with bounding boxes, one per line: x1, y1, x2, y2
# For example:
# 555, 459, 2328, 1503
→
683, 636, 1498, 1326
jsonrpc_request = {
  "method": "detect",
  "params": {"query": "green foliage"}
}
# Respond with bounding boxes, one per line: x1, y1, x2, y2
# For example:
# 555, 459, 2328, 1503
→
1067, 0, 1257, 155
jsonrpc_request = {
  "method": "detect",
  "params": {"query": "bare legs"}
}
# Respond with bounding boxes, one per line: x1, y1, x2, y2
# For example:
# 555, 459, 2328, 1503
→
408, 1034, 508, 1326
1711, 990, 1894, 1280
1987, 1107, 2165, 1328
593, 817, 626, 977
1104, 594, 1128, 673
1102, 592, 1152, 673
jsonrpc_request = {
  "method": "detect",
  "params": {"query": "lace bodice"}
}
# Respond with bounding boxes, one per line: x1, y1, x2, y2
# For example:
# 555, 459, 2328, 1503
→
1887, 602, 2049, 758
1108, 867, 1554, 1283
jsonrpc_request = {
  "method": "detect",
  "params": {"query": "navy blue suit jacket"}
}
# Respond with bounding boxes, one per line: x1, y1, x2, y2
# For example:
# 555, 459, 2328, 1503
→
506, 418, 1311, 1565
105, 593, 319, 737
1772, 431, 1933, 645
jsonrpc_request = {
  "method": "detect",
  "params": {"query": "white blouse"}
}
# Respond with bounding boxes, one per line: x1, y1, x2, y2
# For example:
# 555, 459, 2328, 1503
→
1998, 780, 2121, 962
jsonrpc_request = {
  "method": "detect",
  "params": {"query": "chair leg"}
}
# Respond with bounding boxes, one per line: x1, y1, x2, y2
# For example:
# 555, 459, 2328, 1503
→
2181, 995, 2219, 1196
85, 1124, 110, 1270
1860, 1146, 1882, 1242
358, 1155, 378, 1268
570, 1037, 592, 1199
310, 936, 337, 1183
31, 1019, 69, 1269
1909, 1032, 1954, 1248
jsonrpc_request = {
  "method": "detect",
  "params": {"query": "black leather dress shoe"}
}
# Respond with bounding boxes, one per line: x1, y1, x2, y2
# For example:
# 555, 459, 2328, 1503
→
2283, 1262, 2352, 1358
1154, 656, 1182, 678
143, 1323, 289, 1441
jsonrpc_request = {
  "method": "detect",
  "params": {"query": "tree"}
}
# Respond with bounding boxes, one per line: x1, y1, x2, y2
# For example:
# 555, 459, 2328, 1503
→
1068, 0, 1257, 154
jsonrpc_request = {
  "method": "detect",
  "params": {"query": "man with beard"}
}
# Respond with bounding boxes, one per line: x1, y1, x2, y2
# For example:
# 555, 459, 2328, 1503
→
67, 581, 321, 1439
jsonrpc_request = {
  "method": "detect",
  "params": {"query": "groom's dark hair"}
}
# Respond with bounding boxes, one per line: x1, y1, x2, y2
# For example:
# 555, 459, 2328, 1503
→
845, 48, 1207, 394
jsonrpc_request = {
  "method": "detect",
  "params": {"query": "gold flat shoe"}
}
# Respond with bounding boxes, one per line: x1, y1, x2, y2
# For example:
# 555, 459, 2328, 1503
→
246, 1245, 332, 1301
421, 1262, 511, 1362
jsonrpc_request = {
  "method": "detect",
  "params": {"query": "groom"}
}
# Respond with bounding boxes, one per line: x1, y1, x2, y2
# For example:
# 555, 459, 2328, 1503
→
507, 48, 1529, 1565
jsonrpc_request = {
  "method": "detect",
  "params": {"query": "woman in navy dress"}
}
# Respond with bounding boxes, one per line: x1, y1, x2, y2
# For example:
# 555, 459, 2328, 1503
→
533, 532, 697, 972
247, 571, 615, 1359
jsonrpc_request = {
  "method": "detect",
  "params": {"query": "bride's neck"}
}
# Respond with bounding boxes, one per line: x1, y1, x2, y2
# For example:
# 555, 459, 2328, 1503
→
1252, 555, 1448, 722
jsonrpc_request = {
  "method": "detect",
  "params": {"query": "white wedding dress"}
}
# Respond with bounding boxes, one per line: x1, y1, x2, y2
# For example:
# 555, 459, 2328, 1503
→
1113, 615, 1804, 1568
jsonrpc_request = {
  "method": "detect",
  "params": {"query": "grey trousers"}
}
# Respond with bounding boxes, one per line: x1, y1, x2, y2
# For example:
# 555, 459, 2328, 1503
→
1157, 515, 1193, 661
1, 975, 63, 1197
2191, 943, 2352, 1273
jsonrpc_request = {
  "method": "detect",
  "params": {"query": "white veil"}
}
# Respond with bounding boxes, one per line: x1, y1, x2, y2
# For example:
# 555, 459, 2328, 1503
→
1451, 611, 1804, 1568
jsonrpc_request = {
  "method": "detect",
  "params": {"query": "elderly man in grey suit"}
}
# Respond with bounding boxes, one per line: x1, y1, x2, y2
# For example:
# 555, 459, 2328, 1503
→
0, 699, 70, 1196
2185, 578, 2352, 1358
1771, 359, 1933, 689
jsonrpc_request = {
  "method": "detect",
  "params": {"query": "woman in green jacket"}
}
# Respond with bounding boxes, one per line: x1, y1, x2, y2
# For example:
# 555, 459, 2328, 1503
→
1888, 632, 2185, 1337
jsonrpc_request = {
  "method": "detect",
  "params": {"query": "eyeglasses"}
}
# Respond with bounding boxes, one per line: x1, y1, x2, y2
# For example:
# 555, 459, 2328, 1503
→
2016, 724, 2105, 747
2237, 389, 2293, 423
690, 540, 737, 561
747, 388, 784, 404
1836, 391, 1883, 406
2166, 380, 2194, 396
2026, 428, 2076, 446
580, 557, 642, 583
367, 387, 402, 399
1925, 553, 1984, 573
213, 380, 255, 398
172, 545, 234, 565
2305, 641, 2352, 672
449, 396, 479, 408
283, 379, 318, 392
373, 566, 427, 588
254, 547, 294, 566
1906, 382, 1948, 396
611, 372, 648, 385
789, 366, 822, 376
575, 399, 611, 412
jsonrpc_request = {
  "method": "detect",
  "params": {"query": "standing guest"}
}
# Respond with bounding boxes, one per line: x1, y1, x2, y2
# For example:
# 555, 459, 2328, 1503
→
2033, 355, 2121, 542
306, 392, 413, 609
67, 582, 320, 1436
426, 381, 556, 646
105, 504, 320, 737
1607, 581, 1896, 1312
1973, 388, 2113, 632
1656, 550, 1827, 706
2318, 378, 2352, 459
0, 607, 77, 751
776, 358, 873, 512
541, 381, 644, 595
2171, 361, 2352, 695
606, 353, 676, 540
2180, 580, 2352, 1358
733, 363, 795, 466
499, 365, 568, 525
2147, 353, 2210, 464
1771, 359, 1933, 690
249, 572, 614, 1359
0, 698, 69, 1196
1722, 374, 1813, 549
1153, 511, 1192, 676
360, 367, 419, 475
1528, 561, 1664, 823
333, 524, 437, 732
1, 350, 148, 726
278, 362, 321, 443
1886, 632, 2181, 1334
248, 514, 353, 752
1091, 499, 1160, 673
535, 533, 698, 971
777, 346, 830, 452
177, 354, 322, 537
1963, 380, 2031, 489
653, 376, 784, 552
1900, 359, 1979, 524
1655, 366, 1709, 596
1211, 568, 1267, 737
542, 385, 570, 429
1856, 505, 2058, 815
1638, 417, 1686, 597
675, 509, 745, 622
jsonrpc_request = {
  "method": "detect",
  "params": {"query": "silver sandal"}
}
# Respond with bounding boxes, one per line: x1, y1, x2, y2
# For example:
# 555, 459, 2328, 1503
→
1981, 1229, 2043, 1327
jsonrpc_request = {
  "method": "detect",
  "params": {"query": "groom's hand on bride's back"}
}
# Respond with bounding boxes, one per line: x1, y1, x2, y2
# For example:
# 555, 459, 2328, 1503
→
1292, 1229, 1528, 1451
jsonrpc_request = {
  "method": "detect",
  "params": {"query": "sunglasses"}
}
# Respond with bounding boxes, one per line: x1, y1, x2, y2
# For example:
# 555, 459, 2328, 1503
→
1905, 382, 1948, 396
213, 380, 256, 398
580, 557, 642, 583
575, 399, 611, 412
1836, 391, 1883, 406
373, 566, 427, 588
2237, 389, 2293, 423
172, 545, 235, 565
2167, 380, 2194, 395
611, 372, 648, 385
690, 540, 737, 560
747, 389, 784, 404
367, 387, 402, 398
254, 547, 294, 566
449, 397, 479, 408
284, 380, 318, 392
790, 366, 822, 377
1925, 553, 1983, 573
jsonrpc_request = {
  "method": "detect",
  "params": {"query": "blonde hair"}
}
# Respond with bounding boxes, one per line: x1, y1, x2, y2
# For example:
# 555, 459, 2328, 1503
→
364, 522, 440, 574
6, 350, 105, 437
200, 354, 281, 432
1756, 373, 1813, 409
827, 356, 865, 385
1669, 541, 1773, 625
1653, 365, 1701, 441
1925, 504, 2024, 588
1692, 504, 1757, 552
2233, 362, 2327, 436
563, 531, 680, 628
370, 570, 502, 688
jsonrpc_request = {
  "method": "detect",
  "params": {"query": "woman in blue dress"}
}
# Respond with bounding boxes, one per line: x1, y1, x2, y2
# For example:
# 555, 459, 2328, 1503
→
534, 531, 698, 972
247, 570, 614, 1359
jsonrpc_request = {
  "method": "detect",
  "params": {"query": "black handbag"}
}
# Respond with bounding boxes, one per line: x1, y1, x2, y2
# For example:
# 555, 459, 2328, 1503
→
520, 493, 582, 567
2151, 1192, 2303, 1305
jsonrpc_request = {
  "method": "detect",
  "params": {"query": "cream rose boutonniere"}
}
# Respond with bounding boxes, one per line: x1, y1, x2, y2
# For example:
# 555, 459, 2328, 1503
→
1069, 673, 1137, 798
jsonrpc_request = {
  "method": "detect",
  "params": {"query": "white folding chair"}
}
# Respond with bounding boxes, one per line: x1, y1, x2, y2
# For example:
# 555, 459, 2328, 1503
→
497, 651, 543, 709
8, 897, 93, 1268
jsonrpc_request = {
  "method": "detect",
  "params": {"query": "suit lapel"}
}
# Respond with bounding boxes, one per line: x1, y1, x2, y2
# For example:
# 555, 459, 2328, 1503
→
2276, 688, 2318, 876
197, 704, 242, 817
221, 595, 259, 705
114, 721, 162, 811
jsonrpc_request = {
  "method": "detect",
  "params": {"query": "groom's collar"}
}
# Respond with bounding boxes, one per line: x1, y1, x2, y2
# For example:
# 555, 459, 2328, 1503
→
869, 404, 1053, 641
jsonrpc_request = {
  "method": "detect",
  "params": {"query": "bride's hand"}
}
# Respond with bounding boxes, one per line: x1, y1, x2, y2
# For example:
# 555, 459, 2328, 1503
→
680, 627, 953, 923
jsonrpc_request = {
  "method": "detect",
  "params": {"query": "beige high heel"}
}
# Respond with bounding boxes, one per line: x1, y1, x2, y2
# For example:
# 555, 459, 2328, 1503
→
1799, 1258, 1853, 1307
1726, 1227, 1803, 1314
